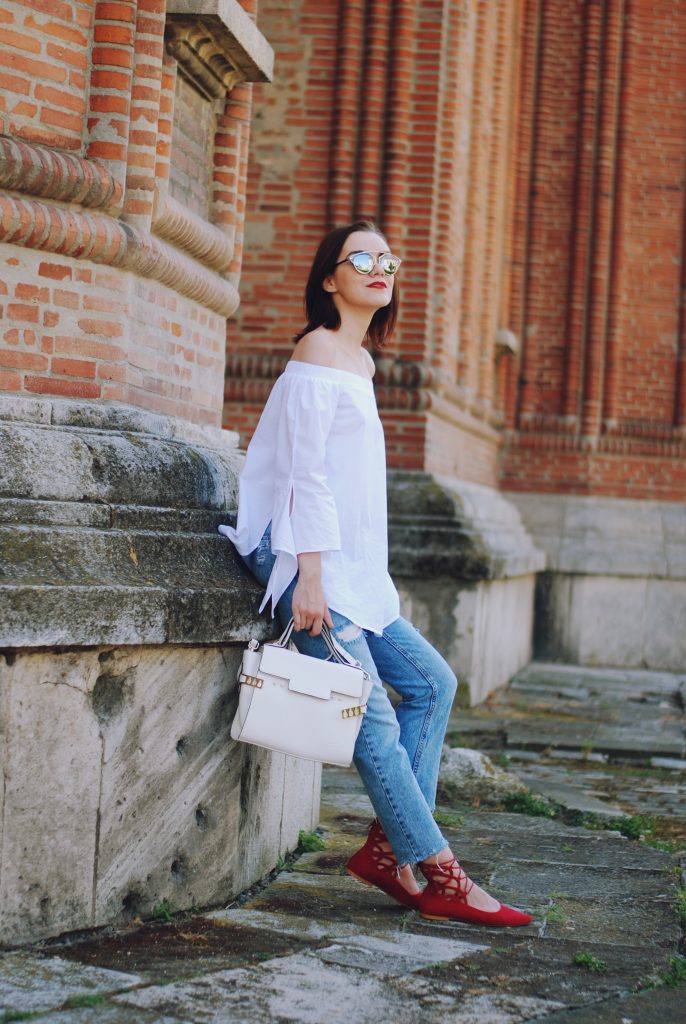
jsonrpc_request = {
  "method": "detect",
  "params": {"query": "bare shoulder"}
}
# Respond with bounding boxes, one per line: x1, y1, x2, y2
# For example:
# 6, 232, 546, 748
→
362, 347, 376, 378
290, 329, 337, 367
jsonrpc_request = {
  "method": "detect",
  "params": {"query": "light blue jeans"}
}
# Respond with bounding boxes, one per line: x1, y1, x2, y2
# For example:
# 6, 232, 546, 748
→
240, 523, 458, 866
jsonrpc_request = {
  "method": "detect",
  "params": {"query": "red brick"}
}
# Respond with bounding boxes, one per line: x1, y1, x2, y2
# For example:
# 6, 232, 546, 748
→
0, 369, 21, 391
24, 16, 88, 46
7, 303, 39, 322
0, 350, 49, 371
0, 28, 41, 54
15, 284, 49, 302
39, 262, 72, 281
51, 357, 97, 378
77, 318, 124, 338
25, 375, 101, 399
46, 42, 87, 68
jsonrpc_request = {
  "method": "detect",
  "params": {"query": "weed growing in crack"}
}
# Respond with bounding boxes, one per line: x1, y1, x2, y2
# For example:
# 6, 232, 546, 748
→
573, 952, 607, 973
61, 995, 107, 1010
546, 902, 566, 925
150, 898, 176, 923
297, 830, 326, 852
502, 792, 556, 817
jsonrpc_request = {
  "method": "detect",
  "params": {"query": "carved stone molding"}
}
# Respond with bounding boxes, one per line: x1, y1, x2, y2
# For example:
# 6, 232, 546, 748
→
0, 136, 122, 215
0, 194, 239, 317
166, 0, 273, 100
153, 194, 233, 274
506, 429, 686, 457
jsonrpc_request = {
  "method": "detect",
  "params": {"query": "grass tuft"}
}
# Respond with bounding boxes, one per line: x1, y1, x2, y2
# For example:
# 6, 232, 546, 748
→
546, 901, 566, 925
612, 815, 654, 840
573, 952, 607, 973
61, 995, 107, 1010
661, 954, 686, 988
297, 829, 326, 852
502, 791, 556, 818
433, 810, 465, 828
676, 888, 686, 927
150, 897, 176, 923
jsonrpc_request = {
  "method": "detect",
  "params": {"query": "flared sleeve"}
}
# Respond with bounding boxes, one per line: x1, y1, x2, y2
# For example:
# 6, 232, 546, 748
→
258, 371, 342, 616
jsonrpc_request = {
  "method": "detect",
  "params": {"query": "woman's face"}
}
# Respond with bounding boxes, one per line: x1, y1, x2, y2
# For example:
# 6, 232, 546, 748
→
324, 230, 396, 313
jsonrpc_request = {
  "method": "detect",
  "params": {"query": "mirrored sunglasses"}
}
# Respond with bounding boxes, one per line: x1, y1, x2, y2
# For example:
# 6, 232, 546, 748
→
335, 251, 402, 275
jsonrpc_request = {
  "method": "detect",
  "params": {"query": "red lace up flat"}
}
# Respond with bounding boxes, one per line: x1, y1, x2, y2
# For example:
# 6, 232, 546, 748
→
346, 819, 421, 909
418, 855, 532, 927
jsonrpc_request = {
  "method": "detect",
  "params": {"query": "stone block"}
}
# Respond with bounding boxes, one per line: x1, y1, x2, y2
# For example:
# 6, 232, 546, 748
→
510, 493, 681, 578
398, 573, 535, 706
233, 744, 288, 890
0, 654, 102, 945
389, 472, 545, 581
388, 473, 541, 703
535, 573, 686, 671
643, 579, 686, 669
37, 1011, 185, 1024
0, 646, 321, 945
573, 576, 647, 666
0, 412, 241, 511
531, 987, 686, 1024
0, 585, 170, 647
114, 951, 565, 1024
93, 646, 244, 926
437, 746, 527, 806
279, 756, 321, 854
0, 952, 141, 1015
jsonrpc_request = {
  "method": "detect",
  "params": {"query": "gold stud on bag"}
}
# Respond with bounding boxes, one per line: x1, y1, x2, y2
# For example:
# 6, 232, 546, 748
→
230, 618, 373, 766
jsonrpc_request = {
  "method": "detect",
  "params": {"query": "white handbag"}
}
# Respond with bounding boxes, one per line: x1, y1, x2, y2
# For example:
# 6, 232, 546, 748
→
230, 618, 373, 766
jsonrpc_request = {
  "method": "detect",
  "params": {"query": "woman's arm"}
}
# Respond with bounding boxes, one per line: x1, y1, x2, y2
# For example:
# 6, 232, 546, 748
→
292, 551, 334, 636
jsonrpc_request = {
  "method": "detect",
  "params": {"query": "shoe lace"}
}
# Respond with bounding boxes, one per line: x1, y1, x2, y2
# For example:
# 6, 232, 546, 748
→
368, 825, 401, 876
421, 855, 475, 903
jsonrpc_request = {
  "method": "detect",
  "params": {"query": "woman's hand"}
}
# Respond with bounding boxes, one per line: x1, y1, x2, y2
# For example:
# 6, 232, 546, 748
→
293, 552, 334, 636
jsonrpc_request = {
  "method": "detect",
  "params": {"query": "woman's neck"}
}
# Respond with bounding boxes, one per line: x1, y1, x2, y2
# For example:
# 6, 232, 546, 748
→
335, 307, 373, 350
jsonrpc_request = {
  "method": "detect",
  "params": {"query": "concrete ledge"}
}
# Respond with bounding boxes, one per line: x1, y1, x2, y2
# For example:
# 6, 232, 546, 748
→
511, 493, 686, 669
0, 397, 257, 647
388, 472, 546, 580
0, 394, 239, 451
388, 472, 544, 704
510, 492, 686, 579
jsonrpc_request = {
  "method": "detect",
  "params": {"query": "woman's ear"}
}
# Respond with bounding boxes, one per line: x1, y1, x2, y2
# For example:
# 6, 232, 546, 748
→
323, 274, 337, 293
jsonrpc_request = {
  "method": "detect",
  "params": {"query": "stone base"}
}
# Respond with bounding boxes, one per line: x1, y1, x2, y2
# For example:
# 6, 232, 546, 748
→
388, 473, 545, 705
0, 644, 320, 947
0, 395, 321, 945
397, 573, 537, 706
510, 493, 686, 670
534, 573, 686, 669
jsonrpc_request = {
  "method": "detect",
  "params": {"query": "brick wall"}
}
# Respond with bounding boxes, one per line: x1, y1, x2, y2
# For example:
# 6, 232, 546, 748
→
501, 0, 686, 499
0, 0, 271, 427
226, 0, 685, 501
169, 75, 215, 220
224, 0, 522, 487
0, 0, 92, 151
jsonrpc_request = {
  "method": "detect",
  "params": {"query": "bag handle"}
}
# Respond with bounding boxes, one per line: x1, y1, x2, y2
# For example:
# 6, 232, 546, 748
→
274, 617, 365, 671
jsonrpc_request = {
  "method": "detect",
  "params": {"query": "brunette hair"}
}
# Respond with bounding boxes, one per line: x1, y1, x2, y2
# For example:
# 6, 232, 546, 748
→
293, 221, 399, 348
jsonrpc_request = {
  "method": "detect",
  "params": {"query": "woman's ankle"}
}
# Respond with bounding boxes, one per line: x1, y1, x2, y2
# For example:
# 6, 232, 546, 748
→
421, 845, 453, 867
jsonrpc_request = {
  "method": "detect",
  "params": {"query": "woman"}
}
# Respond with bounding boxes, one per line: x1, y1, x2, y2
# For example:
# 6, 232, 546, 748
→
220, 221, 531, 927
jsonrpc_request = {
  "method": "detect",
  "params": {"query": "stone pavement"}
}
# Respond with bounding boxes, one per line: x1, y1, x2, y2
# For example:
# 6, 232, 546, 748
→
1, 663, 684, 1023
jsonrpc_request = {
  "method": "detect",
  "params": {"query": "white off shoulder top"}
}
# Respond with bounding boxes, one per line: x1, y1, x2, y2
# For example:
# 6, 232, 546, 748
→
219, 360, 400, 635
